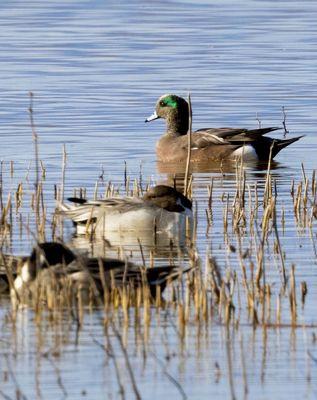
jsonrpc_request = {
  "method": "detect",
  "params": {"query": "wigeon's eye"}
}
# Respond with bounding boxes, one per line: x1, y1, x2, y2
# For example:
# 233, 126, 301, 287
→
159, 100, 166, 107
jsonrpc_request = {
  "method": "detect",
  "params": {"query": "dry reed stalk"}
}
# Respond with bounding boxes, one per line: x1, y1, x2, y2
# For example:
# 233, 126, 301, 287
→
265, 284, 271, 324
122, 287, 129, 325
263, 143, 274, 207
93, 336, 126, 400
137, 238, 146, 268
207, 257, 221, 304
178, 303, 185, 335
15, 183, 23, 211
276, 293, 281, 324
29, 92, 41, 231
1, 254, 19, 304
1, 193, 11, 228
40, 160, 46, 179
282, 106, 289, 135
256, 112, 261, 128
10, 161, 14, 178
271, 195, 287, 287
155, 285, 161, 309
301, 281, 308, 307
219, 282, 228, 322
294, 182, 302, 222
0, 161, 3, 212
312, 169, 316, 196
206, 184, 214, 228
247, 183, 254, 236
239, 333, 248, 399
184, 93, 192, 197
59, 144, 67, 203
223, 194, 229, 235
301, 162, 307, 185
149, 350, 188, 400
289, 264, 297, 325
225, 327, 237, 400
254, 181, 259, 221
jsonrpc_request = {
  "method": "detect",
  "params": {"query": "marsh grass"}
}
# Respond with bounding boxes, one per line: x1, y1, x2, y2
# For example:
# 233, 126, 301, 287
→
0, 152, 316, 330
0, 99, 316, 398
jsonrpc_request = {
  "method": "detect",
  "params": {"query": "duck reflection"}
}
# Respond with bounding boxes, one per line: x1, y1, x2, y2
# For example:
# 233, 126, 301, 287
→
67, 222, 193, 262
157, 158, 283, 176
58, 184, 194, 261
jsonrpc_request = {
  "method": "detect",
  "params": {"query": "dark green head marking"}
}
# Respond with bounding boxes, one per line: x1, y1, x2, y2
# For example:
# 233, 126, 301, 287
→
160, 95, 178, 109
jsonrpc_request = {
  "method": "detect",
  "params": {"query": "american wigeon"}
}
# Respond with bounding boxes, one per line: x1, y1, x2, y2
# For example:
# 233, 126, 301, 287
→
57, 185, 192, 236
145, 94, 303, 162
12, 242, 190, 304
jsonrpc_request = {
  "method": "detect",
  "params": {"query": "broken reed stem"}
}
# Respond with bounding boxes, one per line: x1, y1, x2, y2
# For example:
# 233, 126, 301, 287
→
61, 144, 67, 202
0, 160, 3, 212
263, 142, 274, 207
255, 112, 261, 129
290, 264, 297, 325
225, 327, 237, 400
149, 350, 188, 400
29, 92, 40, 192
184, 92, 192, 197
282, 106, 289, 136
93, 336, 125, 399
111, 320, 142, 400
29, 92, 41, 231
271, 185, 287, 287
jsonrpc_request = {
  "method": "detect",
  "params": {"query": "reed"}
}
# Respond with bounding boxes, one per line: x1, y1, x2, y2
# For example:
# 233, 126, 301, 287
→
184, 93, 192, 197
0, 109, 315, 400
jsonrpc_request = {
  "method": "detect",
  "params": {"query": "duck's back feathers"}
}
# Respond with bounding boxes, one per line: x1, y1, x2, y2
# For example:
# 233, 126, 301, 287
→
195, 126, 281, 142
61, 197, 145, 224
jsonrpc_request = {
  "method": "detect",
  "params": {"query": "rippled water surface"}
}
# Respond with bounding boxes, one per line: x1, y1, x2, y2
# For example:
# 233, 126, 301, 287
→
0, 0, 317, 399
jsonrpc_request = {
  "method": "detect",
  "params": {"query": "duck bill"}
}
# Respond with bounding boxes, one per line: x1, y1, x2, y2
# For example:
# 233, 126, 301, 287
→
145, 111, 160, 123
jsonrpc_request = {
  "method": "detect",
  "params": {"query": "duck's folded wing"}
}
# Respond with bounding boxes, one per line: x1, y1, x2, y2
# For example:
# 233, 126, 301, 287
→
57, 202, 101, 223
57, 197, 145, 223
193, 127, 281, 148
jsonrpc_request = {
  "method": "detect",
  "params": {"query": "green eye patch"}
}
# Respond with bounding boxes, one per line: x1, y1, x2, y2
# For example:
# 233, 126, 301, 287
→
162, 96, 178, 108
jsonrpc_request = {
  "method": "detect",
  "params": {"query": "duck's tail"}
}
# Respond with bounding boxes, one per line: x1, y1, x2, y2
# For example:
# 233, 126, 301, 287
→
272, 135, 304, 157
56, 200, 97, 225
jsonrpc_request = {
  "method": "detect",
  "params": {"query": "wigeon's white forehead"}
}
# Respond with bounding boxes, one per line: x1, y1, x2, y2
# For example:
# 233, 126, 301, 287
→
158, 93, 174, 101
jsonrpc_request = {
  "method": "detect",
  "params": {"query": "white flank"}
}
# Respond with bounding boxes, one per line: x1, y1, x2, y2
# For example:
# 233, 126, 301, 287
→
21, 261, 32, 283
13, 261, 32, 292
13, 275, 24, 291
232, 145, 258, 161
75, 208, 188, 236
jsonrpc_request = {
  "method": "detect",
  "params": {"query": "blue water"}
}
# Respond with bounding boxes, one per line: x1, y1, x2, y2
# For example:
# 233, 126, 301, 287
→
0, 0, 316, 398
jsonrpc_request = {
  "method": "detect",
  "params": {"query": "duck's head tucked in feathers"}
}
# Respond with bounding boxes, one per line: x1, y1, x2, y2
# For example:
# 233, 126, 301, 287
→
11, 242, 193, 307
142, 185, 192, 214
14, 242, 76, 291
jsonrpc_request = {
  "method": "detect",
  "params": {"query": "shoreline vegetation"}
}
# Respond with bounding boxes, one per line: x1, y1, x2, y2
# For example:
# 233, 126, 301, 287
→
0, 93, 316, 399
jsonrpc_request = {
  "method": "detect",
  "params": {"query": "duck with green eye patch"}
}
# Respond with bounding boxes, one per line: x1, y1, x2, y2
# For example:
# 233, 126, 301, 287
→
145, 93, 303, 164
